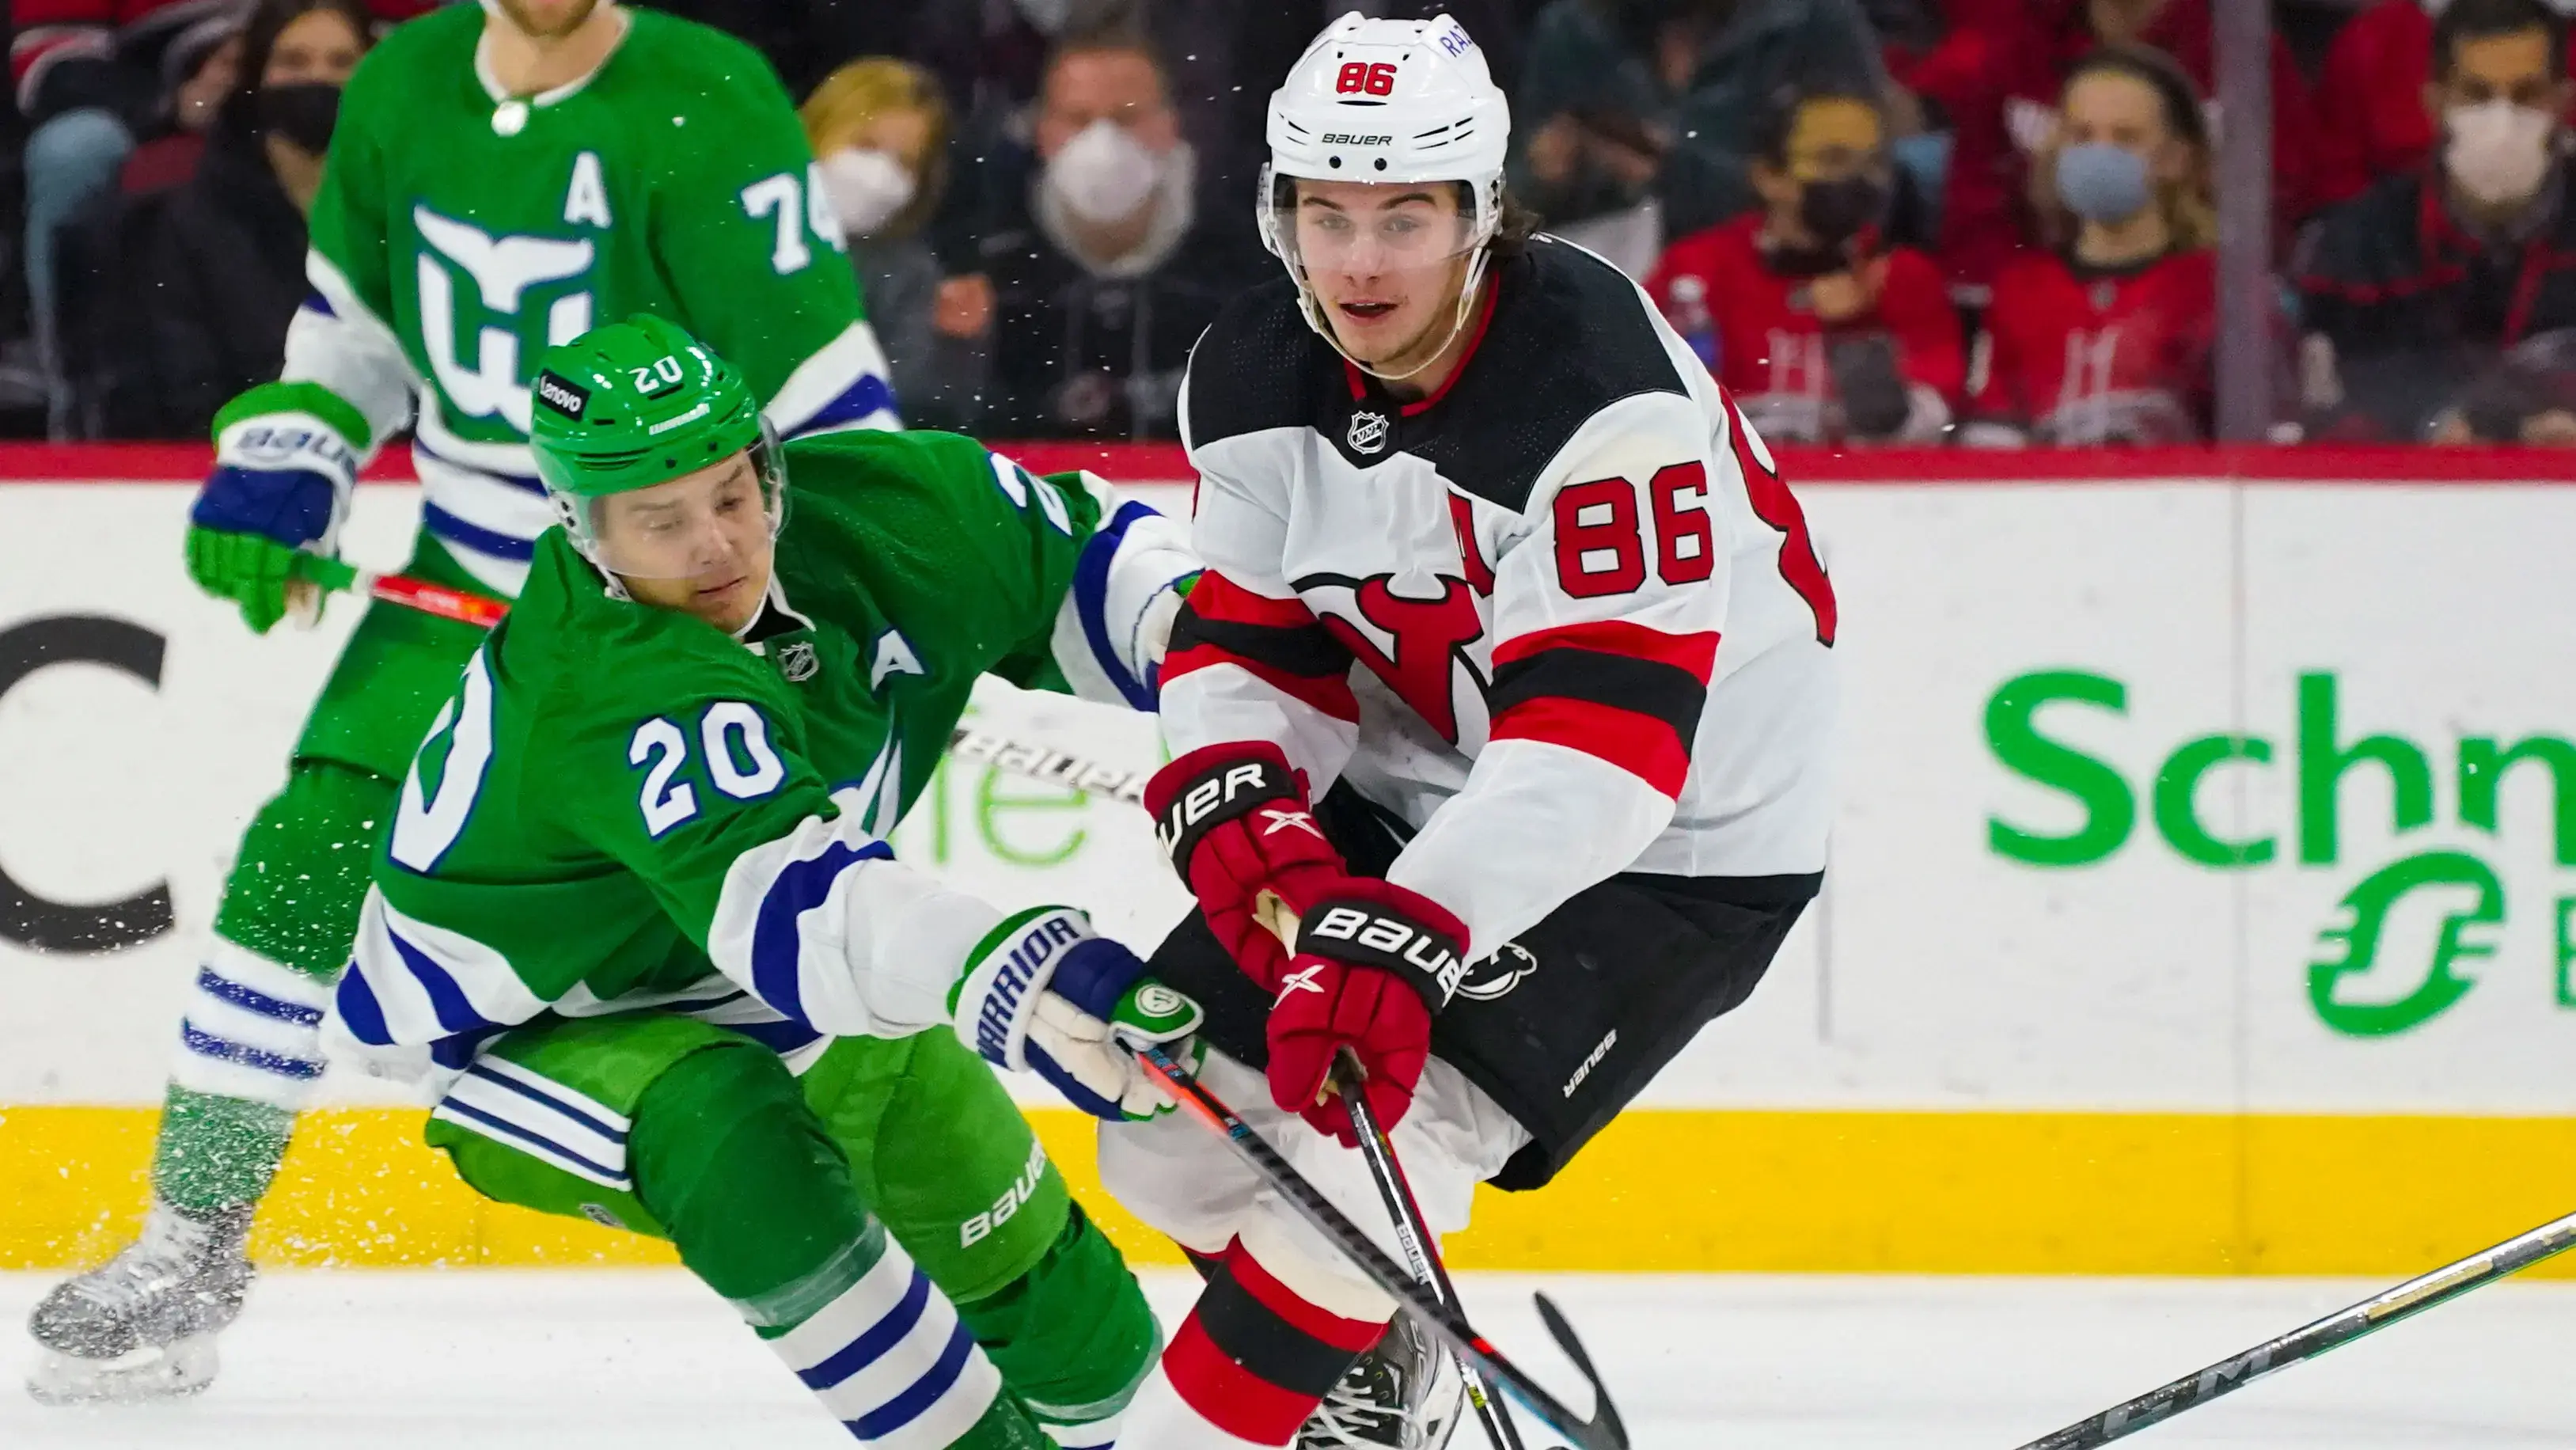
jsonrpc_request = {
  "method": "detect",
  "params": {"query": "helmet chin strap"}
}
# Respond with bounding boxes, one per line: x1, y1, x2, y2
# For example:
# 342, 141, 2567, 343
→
1299, 244, 1494, 387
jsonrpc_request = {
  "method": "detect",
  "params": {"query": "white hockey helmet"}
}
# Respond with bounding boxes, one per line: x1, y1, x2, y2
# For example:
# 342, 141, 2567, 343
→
1259, 13, 1512, 378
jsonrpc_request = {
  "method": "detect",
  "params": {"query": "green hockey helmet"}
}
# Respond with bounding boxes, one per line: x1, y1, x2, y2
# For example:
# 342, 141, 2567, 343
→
528, 314, 786, 577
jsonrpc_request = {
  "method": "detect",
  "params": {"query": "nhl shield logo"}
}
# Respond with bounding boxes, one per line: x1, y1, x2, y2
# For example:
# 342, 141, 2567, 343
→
1346, 410, 1391, 455
776, 640, 819, 682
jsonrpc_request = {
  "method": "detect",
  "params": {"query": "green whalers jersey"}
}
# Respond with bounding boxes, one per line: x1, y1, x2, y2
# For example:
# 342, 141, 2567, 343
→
329, 431, 1196, 1061
286, 6, 890, 592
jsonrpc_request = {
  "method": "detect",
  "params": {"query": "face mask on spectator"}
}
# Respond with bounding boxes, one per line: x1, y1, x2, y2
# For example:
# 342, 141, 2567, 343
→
2054, 142, 2153, 223
2445, 99, 2558, 207
821, 148, 916, 238
1045, 119, 1162, 224
258, 82, 341, 154
1798, 175, 1888, 252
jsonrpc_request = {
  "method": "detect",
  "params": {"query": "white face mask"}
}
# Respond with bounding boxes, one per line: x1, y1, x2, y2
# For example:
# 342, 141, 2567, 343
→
820, 148, 916, 238
2445, 98, 2559, 206
1044, 118, 1163, 224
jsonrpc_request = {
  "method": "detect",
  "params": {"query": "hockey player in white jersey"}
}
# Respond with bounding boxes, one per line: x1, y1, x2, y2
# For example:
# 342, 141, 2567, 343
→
1104, 13, 1838, 1448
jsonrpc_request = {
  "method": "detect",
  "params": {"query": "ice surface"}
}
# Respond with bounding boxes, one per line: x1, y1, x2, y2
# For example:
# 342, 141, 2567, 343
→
1, 1270, 2567, 1448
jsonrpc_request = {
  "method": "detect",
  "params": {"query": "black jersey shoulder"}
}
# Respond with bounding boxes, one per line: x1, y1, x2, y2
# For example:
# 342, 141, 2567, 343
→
1379, 238, 1690, 512
1183, 275, 1342, 448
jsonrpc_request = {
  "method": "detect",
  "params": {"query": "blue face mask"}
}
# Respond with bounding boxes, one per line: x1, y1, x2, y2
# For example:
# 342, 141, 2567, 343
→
2054, 142, 2153, 223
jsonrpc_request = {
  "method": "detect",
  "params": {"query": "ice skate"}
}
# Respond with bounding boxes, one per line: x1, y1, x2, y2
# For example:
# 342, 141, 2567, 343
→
1298, 1316, 1465, 1450
26, 1198, 255, 1405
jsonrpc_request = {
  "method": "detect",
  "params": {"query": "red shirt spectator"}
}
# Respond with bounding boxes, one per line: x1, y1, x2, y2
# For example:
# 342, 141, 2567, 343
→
1972, 247, 2217, 442
1647, 87, 1964, 444
2315, 1, 2441, 203
1652, 216, 1964, 443
1934, 0, 2330, 293
1969, 47, 2232, 444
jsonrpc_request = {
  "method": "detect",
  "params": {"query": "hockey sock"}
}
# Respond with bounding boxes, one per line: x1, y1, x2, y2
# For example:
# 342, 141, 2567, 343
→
949, 1203, 1158, 1448
629, 1043, 1045, 1449
1121, 1239, 1387, 1448
157, 762, 393, 1215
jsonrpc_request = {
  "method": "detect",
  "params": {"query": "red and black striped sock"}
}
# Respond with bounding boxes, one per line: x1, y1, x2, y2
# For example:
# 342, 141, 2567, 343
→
1155, 1239, 1390, 1445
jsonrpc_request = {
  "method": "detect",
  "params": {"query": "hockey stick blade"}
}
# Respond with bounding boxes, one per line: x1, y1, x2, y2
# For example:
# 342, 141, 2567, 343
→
1136, 1044, 1627, 1450
1334, 1053, 1528, 1450
2014, 1207, 2576, 1448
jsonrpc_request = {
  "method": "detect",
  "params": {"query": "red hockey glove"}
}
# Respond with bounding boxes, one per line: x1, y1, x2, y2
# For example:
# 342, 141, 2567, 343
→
1146, 742, 1349, 988
1265, 879, 1469, 1143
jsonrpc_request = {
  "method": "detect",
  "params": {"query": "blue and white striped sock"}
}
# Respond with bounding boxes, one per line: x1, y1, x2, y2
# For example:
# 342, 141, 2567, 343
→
169, 939, 332, 1110
748, 1225, 1007, 1448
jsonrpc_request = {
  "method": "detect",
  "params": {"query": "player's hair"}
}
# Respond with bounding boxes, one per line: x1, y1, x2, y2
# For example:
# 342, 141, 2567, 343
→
2032, 44, 2217, 256
799, 58, 952, 239
218, 0, 376, 133
1042, 20, 1174, 107
2432, 0, 2570, 81
1747, 83, 1886, 171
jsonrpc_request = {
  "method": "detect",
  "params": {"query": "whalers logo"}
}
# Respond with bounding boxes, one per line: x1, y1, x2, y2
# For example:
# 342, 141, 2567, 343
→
1985, 669, 2576, 1036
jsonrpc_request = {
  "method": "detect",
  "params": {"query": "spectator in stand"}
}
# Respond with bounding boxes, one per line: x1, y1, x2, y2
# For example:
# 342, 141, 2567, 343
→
1933, 0, 2328, 296
61, 0, 370, 438
1646, 84, 1963, 444
2314, 0, 2448, 199
1512, 0, 1895, 273
9, 0, 427, 422
2299, 0, 2576, 442
962, 23, 1264, 440
1967, 46, 2226, 446
802, 56, 988, 433
120, 16, 241, 194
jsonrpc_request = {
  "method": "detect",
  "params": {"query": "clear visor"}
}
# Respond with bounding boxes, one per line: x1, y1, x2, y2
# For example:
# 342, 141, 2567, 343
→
1269, 178, 1485, 281
560, 425, 788, 581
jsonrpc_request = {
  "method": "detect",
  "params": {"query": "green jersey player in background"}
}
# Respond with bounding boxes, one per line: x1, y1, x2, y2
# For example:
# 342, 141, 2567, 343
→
28, 0, 898, 1403
323, 317, 1200, 1448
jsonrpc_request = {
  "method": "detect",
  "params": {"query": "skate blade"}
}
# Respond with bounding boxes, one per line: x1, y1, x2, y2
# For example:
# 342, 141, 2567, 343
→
26, 1337, 218, 1406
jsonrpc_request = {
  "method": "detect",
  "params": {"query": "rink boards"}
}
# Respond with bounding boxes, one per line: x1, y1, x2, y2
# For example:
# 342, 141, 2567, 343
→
2, 443, 2574, 1275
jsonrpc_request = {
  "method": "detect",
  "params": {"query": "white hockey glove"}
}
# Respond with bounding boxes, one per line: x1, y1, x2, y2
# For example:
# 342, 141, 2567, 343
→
950, 907, 1203, 1121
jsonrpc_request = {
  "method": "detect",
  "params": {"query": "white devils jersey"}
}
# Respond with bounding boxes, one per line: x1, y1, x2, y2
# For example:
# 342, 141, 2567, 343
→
1163, 237, 1838, 958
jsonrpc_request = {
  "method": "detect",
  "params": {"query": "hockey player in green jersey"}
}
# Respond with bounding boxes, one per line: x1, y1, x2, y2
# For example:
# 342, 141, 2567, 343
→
317, 316, 1201, 1449
28, 0, 900, 1405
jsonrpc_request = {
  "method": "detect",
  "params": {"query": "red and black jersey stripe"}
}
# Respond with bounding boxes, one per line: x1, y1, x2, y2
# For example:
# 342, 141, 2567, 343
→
1486, 621, 1718, 797
1160, 570, 1359, 722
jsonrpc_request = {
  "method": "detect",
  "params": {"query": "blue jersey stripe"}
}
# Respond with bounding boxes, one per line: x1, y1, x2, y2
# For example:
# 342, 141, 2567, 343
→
431, 1098, 627, 1186
385, 928, 502, 1035
180, 1023, 324, 1080
788, 374, 897, 436
799, 1268, 932, 1390
1072, 499, 1159, 710
749, 840, 891, 1023
462, 1062, 628, 1144
196, 966, 324, 1027
719, 1017, 827, 1057
847, 1318, 979, 1439
422, 503, 537, 562
333, 964, 394, 1047
429, 1024, 510, 1071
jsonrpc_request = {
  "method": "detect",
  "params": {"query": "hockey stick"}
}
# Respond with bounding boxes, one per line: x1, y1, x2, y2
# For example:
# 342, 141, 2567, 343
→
283, 562, 511, 630
1334, 1048, 1528, 1450
282, 564, 1156, 803
2014, 1207, 2576, 1448
1133, 1042, 1628, 1450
